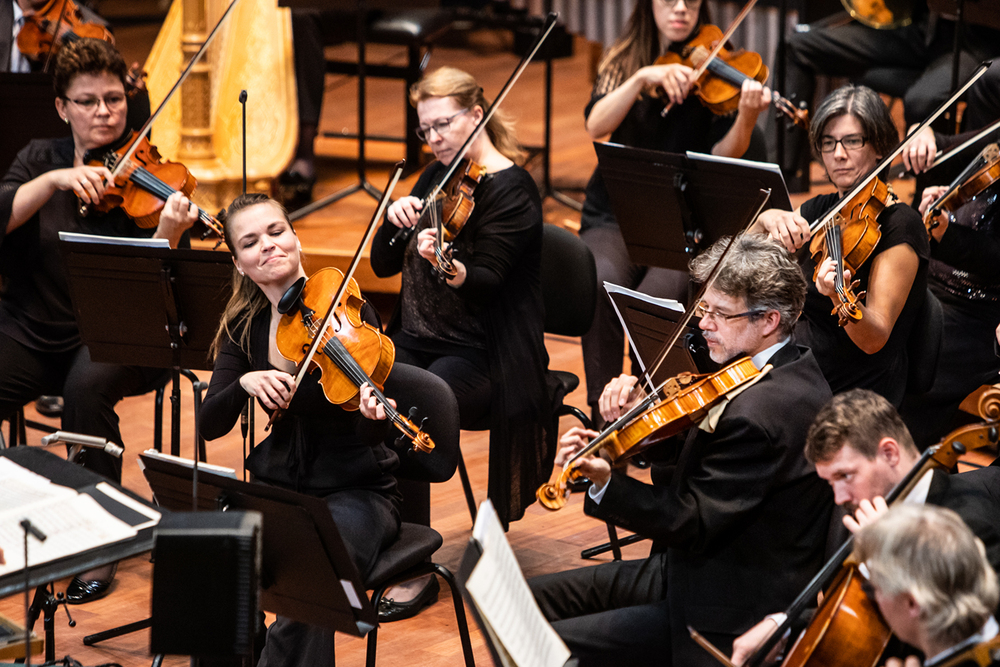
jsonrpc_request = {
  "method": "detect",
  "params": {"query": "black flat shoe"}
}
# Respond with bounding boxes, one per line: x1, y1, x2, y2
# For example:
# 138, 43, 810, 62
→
66, 562, 117, 605
377, 576, 439, 623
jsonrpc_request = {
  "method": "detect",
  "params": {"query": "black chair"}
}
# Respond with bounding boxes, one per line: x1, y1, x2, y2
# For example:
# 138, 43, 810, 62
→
324, 8, 455, 175
906, 287, 944, 396
454, 224, 597, 525
364, 522, 475, 667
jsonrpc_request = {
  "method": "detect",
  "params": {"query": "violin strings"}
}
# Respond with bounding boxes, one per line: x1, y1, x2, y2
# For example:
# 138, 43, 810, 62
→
127, 165, 214, 225
320, 336, 409, 428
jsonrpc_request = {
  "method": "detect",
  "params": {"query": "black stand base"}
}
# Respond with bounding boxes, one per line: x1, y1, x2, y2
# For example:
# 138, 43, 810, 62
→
580, 531, 646, 560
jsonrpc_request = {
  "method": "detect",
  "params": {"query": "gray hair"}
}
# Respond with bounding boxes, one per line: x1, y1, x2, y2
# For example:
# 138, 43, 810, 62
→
856, 504, 999, 648
810, 84, 898, 160
689, 234, 806, 338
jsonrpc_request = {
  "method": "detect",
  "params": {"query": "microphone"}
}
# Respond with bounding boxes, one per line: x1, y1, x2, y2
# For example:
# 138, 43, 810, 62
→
41, 431, 124, 458
239, 90, 248, 195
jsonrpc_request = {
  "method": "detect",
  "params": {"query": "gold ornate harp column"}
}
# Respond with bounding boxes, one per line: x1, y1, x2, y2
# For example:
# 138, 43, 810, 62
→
143, 0, 297, 211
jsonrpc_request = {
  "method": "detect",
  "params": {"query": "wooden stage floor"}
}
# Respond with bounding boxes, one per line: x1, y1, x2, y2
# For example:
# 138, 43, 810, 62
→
1, 18, 983, 667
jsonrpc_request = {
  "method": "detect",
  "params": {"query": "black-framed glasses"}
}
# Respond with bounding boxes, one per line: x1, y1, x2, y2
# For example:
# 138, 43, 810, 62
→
62, 94, 127, 113
655, 0, 702, 7
415, 108, 470, 143
694, 301, 766, 323
819, 134, 867, 153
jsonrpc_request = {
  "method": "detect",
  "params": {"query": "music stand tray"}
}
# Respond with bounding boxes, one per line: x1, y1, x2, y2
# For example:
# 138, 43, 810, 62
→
594, 142, 789, 271
140, 453, 378, 637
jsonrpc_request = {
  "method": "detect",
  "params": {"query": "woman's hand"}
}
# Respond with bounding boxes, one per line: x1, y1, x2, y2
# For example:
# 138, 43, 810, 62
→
416, 227, 440, 264
736, 79, 772, 121
918, 185, 950, 241
49, 165, 114, 205
754, 209, 811, 252
387, 196, 423, 229
240, 370, 296, 410
555, 427, 610, 489
155, 191, 199, 248
902, 125, 937, 175
636, 62, 695, 106
359, 383, 393, 421
599, 374, 642, 424
815, 256, 849, 300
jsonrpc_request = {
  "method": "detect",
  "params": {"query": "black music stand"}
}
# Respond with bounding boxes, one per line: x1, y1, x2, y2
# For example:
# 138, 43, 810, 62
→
0, 447, 161, 664
0, 73, 66, 174
58, 240, 232, 458
140, 454, 378, 636
594, 142, 788, 272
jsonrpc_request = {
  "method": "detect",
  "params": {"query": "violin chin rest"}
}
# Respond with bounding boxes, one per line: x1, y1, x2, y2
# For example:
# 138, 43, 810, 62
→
277, 277, 306, 315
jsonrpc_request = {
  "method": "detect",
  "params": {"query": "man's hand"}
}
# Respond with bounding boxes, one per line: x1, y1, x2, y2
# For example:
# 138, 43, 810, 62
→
599, 374, 642, 424
884, 656, 923, 667
842, 496, 889, 534
731, 617, 786, 666
555, 427, 611, 489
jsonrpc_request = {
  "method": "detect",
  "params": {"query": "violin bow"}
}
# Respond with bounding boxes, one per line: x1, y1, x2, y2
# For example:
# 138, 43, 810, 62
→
925, 142, 1000, 227
41, 0, 73, 73
660, 0, 759, 118
808, 61, 992, 238
743, 439, 967, 667
390, 12, 559, 246
890, 115, 1000, 180
265, 160, 405, 430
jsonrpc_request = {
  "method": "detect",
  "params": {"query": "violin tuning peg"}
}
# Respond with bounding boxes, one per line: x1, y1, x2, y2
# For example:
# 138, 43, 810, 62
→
407, 406, 419, 420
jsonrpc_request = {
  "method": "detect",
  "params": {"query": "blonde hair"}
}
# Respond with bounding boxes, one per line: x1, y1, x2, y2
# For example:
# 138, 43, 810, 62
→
209, 194, 292, 361
409, 66, 524, 163
856, 504, 999, 648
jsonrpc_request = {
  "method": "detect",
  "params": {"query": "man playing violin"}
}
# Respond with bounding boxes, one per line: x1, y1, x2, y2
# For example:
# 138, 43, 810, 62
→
857, 504, 999, 667
730, 388, 1000, 666
529, 234, 833, 667
751, 84, 929, 407
1, 0, 46, 72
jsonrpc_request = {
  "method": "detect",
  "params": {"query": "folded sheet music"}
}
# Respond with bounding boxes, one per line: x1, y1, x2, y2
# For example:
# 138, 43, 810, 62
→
465, 500, 572, 667
0, 458, 142, 575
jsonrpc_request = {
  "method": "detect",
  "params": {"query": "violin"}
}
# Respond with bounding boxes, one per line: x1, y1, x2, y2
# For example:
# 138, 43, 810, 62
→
16, 0, 114, 66
273, 267, 434, 454
656, 23, 809, 129
84, 131, 224, 238
537, 356, 762, 510
423, 158, 487, 277
923, 143, 1000, 236
743, 438, 968, 667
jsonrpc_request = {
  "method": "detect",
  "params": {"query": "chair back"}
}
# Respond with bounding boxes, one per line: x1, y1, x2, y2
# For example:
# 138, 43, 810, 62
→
906, 288, 943, 395
540, 224, 597, 337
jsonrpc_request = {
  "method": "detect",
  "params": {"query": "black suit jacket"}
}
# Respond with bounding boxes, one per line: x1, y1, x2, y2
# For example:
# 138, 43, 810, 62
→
928, 466, 1000, 577
1, 0, 14, 72
586, 343, 835, 666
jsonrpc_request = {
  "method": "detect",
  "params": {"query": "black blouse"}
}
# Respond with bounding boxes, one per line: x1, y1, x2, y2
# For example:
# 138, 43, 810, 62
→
795, 192, 929, 406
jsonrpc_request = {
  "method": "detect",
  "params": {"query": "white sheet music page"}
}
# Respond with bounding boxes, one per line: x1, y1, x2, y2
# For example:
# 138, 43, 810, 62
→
0, 459, 137, 575
466, 500, 571, 667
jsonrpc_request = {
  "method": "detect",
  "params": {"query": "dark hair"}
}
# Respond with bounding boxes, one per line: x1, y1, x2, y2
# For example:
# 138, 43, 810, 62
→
809, 84, 898, 160
804, 388, 918, 464
53, 38, 127, 98
688, 234, 806, 337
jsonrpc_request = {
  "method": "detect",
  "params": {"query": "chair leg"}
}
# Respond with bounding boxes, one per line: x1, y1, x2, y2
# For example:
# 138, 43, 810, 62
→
365, 581, 391, 667
16, 407, 26, 445
456, 450, 477, 526
433, 564, 476, 667
154, 385, 165, 452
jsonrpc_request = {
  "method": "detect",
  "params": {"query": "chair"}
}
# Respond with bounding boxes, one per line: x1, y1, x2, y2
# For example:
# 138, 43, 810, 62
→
324, 9, 455, 175
906, 288, 944, 396
364, 522, 475, 667
454, 224, 597, 525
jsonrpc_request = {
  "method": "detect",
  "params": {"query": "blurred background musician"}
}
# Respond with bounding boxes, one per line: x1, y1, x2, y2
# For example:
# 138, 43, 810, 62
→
751, 84, 928, 407
0, 37, 197, 602
578, 0, 771, 426
199, 193, 401, 666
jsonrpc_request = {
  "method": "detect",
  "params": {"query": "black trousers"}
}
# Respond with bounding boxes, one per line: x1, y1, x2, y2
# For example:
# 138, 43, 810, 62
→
899, 287, 1000, 451
256, 486, 399, 667
392, 344, 492, 431
0, 332, 168, 482
290, 9, 355, 127
529, 556, 672, 667
579, 225, 689, 410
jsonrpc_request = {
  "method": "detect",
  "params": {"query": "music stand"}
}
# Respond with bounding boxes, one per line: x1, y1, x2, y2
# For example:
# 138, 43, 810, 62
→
58, 240, 232, 458
0, 73, 66, 175
140, 454, 378, 636
594, 142, 787, 272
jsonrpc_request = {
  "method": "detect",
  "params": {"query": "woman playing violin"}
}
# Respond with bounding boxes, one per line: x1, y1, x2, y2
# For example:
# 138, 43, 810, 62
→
199, 193, 401, 666
751, 84, 928, 407
579, 0, 771, 425
0, 37, 196, 602
370, 66, 553, 533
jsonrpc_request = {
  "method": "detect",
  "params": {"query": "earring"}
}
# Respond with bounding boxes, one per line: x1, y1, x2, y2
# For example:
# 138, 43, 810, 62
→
237, 268, 245, 276
62, 117, 68, 124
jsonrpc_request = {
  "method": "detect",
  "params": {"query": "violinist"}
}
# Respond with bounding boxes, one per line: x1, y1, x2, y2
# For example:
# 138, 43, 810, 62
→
529, 234, 832, 667
578, 0, 771, 426
370, 66, 552, 529
730, 389, 1000, 666
2, 0, 46, 71
199, 194, 402, 667
751, 84, 928, 407
0, 37, 196, 603
857, 504, 999, 667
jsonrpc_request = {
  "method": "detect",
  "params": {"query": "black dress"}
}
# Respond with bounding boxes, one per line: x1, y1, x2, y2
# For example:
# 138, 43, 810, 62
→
796, 192, 929, 406
370, 161, 555, 526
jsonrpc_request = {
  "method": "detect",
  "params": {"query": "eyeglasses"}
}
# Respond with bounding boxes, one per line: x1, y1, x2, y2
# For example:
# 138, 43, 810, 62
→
63, 94, 127, 113
819, 134, 867, 153
694, 301, 765, 323
415, 108, 470, 143
654, 0, 702, 8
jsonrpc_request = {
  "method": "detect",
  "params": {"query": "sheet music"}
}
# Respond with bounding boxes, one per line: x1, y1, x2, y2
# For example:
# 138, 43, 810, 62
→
0, 460, 138, 575
466, 500, 571, 667
58, 231, 170, 248
605, 281, 684, 376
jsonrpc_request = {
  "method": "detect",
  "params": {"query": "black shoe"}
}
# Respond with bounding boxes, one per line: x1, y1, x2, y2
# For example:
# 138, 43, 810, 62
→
66, 562, 117, 604
276, 170, 316, 212
35, 395, 64, 417
377, 576, 439, 623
